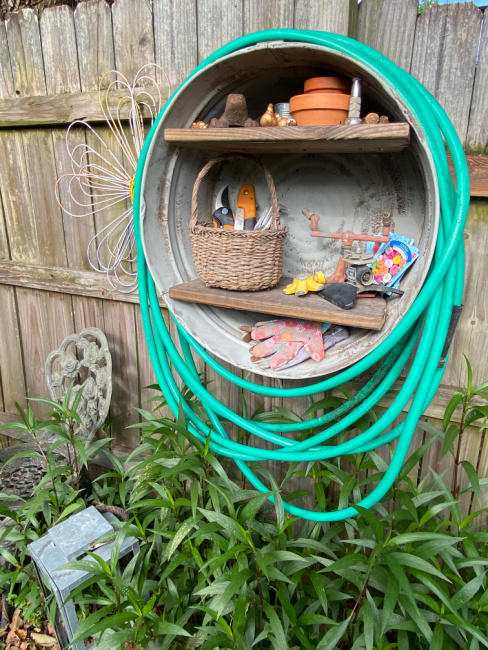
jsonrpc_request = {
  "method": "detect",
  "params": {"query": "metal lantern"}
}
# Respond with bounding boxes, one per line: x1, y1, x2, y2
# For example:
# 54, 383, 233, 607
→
28, 506, 139, 650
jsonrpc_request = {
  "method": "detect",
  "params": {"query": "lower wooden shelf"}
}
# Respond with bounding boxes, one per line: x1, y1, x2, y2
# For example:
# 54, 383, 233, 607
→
169, 277, 387, 330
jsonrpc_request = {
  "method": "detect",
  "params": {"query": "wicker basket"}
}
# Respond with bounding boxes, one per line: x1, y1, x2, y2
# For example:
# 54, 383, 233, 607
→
189, 154, 287, 291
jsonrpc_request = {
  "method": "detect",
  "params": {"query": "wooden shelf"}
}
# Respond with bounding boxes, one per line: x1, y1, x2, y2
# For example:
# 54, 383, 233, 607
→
169, 277, 388, 330
164, 123, 410, 154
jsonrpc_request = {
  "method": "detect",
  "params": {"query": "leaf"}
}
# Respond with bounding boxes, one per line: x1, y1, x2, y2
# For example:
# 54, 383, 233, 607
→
264, 602, 288, 650
461, 460, 482, 506
153, 621, 191, 637
353, 505, 383, 543
466, 355, 473, 396
198, 509, 248, 544
91, 629, 135, 650
30, 633, 58, 646
164, 520, 196, 560
303, 396, 343, 416
215, 570, 252, 618
443, 390, 464, 430
54, 502, 83, 524
386, 532, 460, 546
391, 552, 450, 582
380, 574, 399, 637
317, 615, 352, 649
69, 606, 122, 644
465, 408, 488, 427
363, 598, 374, 650
441, 424, 460, 458
57, 559, 109, 578
240, 491, 272, 525
451, 573, 485, 610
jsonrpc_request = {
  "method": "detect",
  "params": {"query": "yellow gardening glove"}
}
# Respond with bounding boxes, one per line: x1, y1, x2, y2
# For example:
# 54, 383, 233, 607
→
283, 271, 326, 296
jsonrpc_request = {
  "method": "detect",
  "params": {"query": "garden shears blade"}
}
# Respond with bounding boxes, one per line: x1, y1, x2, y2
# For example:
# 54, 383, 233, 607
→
213, 186, 235, 229
235, 184, 256, 230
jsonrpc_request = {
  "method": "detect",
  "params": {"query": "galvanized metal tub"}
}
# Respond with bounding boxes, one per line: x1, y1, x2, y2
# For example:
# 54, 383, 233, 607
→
139, 41, 439, 380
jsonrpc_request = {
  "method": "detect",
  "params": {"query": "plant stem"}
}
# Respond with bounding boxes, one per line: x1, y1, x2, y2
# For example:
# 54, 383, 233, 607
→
69, 420, 80, 491
453, 405, 467, 501
255, 555, 264, 647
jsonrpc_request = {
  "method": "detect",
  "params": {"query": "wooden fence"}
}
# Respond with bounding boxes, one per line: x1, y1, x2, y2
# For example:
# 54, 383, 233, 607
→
0, 0, 487, 506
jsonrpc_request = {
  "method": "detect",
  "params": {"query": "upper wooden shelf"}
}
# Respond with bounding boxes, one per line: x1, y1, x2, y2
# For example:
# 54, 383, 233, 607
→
164, 123, 411, 154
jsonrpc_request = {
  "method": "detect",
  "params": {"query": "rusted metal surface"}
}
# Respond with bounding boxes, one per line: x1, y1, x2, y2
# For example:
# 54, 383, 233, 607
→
140, 41, 439, 380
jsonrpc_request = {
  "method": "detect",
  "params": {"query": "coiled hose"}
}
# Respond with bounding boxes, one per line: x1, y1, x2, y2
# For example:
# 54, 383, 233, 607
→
133, 30, 469, 521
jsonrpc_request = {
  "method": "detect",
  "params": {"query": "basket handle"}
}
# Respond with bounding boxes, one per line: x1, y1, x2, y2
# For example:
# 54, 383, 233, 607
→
190, 153, 280, 231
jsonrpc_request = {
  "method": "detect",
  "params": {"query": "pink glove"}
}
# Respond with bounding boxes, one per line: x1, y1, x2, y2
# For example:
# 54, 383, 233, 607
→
247, 319, 325, 370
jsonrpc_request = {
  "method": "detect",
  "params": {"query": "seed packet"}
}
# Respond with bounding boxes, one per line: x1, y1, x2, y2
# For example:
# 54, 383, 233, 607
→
366, 233, 419, 289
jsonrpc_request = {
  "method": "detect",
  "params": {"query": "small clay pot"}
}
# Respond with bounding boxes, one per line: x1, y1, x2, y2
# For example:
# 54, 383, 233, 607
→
289, 92, 350, 126
304, 76, 351, 94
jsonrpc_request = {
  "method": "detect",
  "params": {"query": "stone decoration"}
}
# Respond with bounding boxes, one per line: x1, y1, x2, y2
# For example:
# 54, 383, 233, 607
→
45, 327, 112, 444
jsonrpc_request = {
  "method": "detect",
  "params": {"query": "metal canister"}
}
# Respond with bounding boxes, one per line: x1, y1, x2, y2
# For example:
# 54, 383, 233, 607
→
274, 102, 291, 118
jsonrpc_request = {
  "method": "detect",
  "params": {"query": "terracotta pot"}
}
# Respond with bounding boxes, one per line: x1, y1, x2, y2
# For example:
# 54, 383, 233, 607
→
289, 92, 351, 126
304, 76, 351, 94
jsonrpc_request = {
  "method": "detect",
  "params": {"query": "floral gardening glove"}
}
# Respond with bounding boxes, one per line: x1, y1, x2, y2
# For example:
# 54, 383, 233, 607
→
241, 319, 325, 370
242, 323, 349, 370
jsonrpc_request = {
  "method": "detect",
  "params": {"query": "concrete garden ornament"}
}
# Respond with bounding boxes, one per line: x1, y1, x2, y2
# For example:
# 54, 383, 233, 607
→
55, 65, 169, 293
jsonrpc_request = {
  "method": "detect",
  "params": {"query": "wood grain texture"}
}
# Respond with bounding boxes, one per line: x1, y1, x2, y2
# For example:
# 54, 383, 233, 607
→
0, 259, 166, 305
74, 0, 115, 92
0, 285, 26, 410
448, 154, 488, 198
164, 123, 411, 154
8, 5, 75, 410
5, 9, 45, 95
40, 5, 80, 95
243, 0, 294, 33
111, 0, 154, 439
0, 87, 165, 126
169, 277, 387, 329
153, 0, 197, 91
16, 287, 74, 416
410, 2, 482, 145
0, 19, 13, 98
102, 299, 140, 447
357, 0, 418, 72
441, 200, 488, 390
294, 0, 357, 36
0, 17, 25, 414
466, 7, 488, 151
112, 0, 155, 81
196, 0, 243, 63
0, 168, 9, 260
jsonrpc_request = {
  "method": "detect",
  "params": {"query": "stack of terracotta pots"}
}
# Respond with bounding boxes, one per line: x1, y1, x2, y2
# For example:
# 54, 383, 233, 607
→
289, 77, 351, 126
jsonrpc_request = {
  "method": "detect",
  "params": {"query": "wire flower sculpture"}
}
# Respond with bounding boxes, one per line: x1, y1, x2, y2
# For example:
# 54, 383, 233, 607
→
56, 64, 169, 293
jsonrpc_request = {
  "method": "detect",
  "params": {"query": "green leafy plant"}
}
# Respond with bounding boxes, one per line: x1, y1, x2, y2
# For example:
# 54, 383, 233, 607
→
1, 367, 488, 649
0, 393, 112, 624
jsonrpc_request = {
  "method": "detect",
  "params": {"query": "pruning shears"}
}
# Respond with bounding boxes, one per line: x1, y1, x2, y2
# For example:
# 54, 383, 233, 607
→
212, 184, 257, 230
212, 186, 235, 229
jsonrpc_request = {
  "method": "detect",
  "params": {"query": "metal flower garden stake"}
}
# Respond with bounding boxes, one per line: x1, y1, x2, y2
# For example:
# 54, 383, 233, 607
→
55, 64, 169, 293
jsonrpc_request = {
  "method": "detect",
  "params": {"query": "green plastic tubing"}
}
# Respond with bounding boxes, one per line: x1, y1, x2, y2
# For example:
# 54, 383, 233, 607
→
132, 30, 469, 521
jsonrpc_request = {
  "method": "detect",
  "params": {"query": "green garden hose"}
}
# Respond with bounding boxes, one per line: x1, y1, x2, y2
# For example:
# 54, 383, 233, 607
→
133, 30, 469, 521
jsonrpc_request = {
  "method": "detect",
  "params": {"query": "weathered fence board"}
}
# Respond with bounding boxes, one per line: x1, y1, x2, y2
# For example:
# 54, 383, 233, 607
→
410, 3, 482, 145
197, 0, 243, 63
243, 0, 294, 34
294, 0, 356, 35
153, 0, 197, 91
357, 0, 418, 72
467, 7, 488, 151
112, 0, 154, 81
74, 0, 115, 92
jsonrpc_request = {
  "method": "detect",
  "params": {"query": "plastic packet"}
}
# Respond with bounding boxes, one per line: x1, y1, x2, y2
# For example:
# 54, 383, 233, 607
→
366, 233, 419, 288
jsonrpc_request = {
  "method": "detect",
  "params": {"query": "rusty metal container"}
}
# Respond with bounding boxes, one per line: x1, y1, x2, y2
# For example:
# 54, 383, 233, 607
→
139, 41, 439, 380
